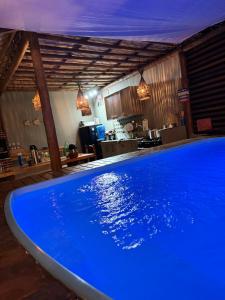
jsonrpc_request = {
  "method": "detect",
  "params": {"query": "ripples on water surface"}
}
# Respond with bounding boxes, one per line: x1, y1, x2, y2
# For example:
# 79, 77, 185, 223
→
78, 172, 195, 250
12, 138, 225, 300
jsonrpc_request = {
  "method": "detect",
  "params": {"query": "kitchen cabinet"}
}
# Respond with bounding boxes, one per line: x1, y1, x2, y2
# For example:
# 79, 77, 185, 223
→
105, 92, 122, 119
160, 126, 187, 144
120, 86, 143, 117
105, 86, 143, 120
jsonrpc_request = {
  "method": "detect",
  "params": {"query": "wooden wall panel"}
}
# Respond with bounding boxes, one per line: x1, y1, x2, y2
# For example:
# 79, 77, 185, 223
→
97, 52, 182, 129
185, 31, 225, 133
0, 91, 94, 149
105, 92, 122, 119
143, 52, 182, 129
120, 86, 143, 116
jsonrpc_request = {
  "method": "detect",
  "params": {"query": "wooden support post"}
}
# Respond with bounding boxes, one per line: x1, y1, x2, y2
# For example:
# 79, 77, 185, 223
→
0, 100, 5, 131
29, 32, 62, 173
179, 49, 193, 138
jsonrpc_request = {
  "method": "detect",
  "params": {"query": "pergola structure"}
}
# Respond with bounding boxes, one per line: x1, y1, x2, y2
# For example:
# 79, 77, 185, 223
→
0, 29, 178, 173
0, 31, 176, 91
1, 26, 211, 173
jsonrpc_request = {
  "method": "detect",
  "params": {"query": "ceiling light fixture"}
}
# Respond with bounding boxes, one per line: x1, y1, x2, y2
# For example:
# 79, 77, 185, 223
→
32, 90, 41, 111
137, 71, 151, 101
76, 85, 89, 110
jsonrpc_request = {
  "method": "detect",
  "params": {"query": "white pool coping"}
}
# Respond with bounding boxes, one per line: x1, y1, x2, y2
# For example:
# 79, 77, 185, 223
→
4, 137, 213, 299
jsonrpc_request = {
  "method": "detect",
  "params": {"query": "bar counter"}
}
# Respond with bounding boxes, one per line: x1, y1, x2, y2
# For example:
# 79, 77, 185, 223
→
0, 153, 96, 180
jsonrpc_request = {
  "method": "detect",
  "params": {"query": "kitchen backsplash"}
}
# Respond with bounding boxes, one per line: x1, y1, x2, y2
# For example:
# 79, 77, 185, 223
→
113, 120, 130, 140
112, 115, 145, 140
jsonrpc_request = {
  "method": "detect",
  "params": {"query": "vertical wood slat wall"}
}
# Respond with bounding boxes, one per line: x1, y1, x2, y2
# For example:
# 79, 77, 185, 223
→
185, 31, 225, 133
143, 52, 182, 129
101, 52, 182, 129
120, 86, 143, 116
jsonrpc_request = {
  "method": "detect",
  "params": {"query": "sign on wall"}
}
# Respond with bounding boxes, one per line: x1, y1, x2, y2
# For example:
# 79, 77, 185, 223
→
178, 88, 190, 103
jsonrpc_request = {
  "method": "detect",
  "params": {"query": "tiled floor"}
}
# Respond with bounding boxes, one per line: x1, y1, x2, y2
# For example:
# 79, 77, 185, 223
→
0, 138, 202, 300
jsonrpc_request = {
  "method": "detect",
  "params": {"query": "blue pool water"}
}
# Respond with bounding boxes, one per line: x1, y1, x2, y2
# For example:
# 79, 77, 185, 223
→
8, 138, 225, 299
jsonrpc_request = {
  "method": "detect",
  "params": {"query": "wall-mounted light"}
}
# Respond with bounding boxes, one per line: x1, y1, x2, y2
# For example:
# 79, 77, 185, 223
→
86, 88, 98, 99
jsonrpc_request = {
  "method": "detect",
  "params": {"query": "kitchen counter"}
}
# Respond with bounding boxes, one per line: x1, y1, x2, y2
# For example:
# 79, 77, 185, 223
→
1, 153, 96, 180
101, 138, 140, 143
160, 126, 187, 144
101, 139, 139, 158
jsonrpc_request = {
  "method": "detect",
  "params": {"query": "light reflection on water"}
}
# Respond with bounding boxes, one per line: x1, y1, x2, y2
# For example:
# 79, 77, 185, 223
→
13, 138, 225, 300
78, 172, 195, 250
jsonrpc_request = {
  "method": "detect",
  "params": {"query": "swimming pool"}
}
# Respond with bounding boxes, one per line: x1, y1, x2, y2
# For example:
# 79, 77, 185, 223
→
5, 138, 225, 300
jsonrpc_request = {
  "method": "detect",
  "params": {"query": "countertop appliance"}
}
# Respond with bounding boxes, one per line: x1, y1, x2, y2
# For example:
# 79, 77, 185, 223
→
138, 138, 162, 148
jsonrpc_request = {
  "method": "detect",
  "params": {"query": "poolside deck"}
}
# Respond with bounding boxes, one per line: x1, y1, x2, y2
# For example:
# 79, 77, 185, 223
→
0, 138, 201, 299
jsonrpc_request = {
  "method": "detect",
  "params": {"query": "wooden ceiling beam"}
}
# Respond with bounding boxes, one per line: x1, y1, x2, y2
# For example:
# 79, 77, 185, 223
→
38, 33, 175, 54
17, 67, 131, 75
7, 83, 104, 90
8, 79, 107, 85
2, 31, 175, 91
15, 69, 123, 75
61, 40, 122, 88
12, 78, 111, 83
92, 40, 153, 83
39, 44, 163, 58
24, 52, 150, 64
21, 58, 142, 68
0, 31, 29, 92
20, 61, 139, 70
0, 31, 16, 64
13, 75, 118, 80
0, 28, 15, 34
39, 33, 175, 47
7, 86, 105, 92
44, 40, 85, 81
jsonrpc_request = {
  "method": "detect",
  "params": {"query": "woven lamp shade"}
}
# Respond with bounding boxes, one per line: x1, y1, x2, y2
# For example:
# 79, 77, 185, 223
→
76, 86, 89, 110
32, 91, 41, 111
137, 75, 151, 101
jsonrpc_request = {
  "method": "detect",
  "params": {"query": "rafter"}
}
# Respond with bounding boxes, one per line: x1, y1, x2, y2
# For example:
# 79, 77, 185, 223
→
15, 69, 123, 76
38, 33, 175, 53
0, 31, 16, 64
39, 44, 164, 59
0, 31, 29, 92
21, 57, 144, 68
24, 52, 150, 64
0, 29, 176, 91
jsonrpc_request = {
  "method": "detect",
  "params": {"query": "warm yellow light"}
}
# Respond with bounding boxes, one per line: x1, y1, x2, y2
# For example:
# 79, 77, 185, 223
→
137, 75, 151, 101
32, 91, 41, 111
76, 86, 90, 110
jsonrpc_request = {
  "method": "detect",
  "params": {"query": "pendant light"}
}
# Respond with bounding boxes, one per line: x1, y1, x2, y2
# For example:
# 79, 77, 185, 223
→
137, 71, 151, 101
32, 90, 41, 111
76, 85, 89, 110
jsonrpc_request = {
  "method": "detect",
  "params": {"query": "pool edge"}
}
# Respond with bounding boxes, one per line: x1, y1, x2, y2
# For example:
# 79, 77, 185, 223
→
4, 136, 221, 299
4, 192, 111, 300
